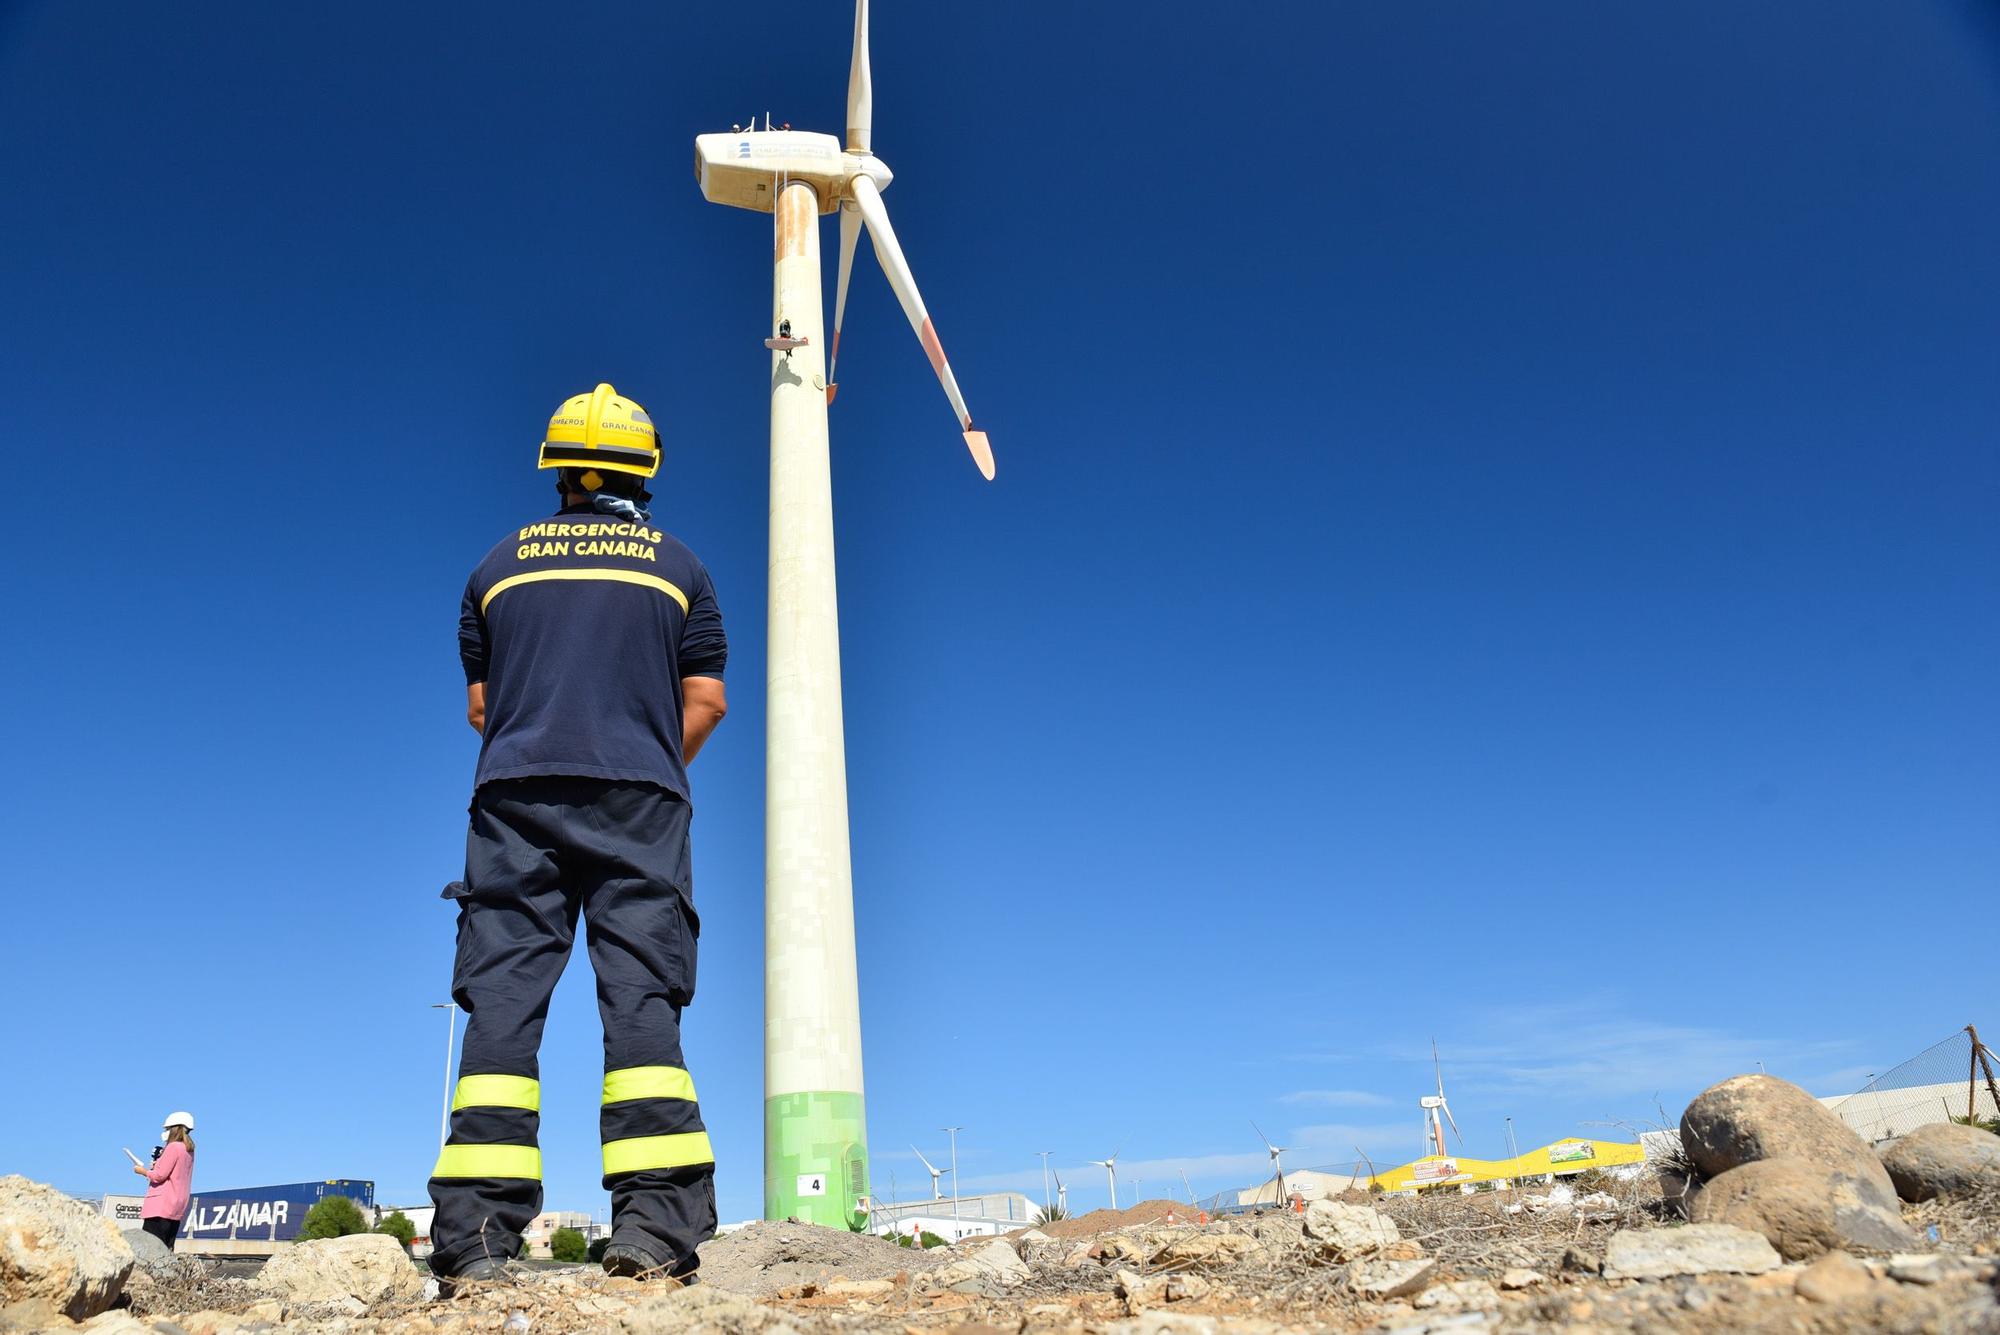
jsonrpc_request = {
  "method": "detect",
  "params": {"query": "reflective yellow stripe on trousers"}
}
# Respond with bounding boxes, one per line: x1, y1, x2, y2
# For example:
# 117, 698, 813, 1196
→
602, 1066, 697, 1105
601, 1131, 714, 1176
452, 1074, 541, 1111
432, 1144, 543, 1179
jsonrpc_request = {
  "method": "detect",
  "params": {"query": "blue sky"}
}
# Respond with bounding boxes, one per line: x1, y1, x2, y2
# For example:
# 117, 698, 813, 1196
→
1, 0, 1995, 1224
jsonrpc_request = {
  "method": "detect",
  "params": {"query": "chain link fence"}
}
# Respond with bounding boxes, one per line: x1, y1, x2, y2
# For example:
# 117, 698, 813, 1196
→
1824, 1026, 2000, 1144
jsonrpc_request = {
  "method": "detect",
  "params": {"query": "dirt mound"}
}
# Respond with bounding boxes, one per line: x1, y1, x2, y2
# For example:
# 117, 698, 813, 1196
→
1041, 1197, 1203, 1238
695, 1219, 945, 1297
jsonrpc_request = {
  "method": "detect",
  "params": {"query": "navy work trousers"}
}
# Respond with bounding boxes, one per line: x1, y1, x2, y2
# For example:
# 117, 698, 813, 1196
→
427, 777, 716, 1277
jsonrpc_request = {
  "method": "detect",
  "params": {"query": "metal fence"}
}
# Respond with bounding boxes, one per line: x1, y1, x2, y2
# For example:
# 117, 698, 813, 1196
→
1824, 1025, 2000, 1144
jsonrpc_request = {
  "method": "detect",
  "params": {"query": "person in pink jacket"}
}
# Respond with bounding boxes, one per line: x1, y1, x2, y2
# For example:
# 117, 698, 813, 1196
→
135, 1111, 196, 1246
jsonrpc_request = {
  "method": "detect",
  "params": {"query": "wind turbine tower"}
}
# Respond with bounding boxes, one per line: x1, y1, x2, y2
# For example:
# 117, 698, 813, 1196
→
1422, 1040, 1465, 1160
1253, 1120, 1290, 1204
693, 0, 997, 1226
911, 1145, 946, 1200
1090, 1153, 1120, 1210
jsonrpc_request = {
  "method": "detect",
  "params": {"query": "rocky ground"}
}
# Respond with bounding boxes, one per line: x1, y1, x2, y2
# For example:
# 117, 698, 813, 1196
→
5, 1077, 1998, 1334
1, 1182, 1995, 1335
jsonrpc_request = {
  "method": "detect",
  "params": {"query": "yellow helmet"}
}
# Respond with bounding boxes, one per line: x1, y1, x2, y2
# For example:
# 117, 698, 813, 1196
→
538, 382, 660, 483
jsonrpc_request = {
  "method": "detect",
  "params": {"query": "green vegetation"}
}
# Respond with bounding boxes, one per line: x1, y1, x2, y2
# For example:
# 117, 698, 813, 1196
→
373, 1210, 416, 1249
1950, 1113, 2000, 1135
550, 1227, 589, 1262
298, 1195, 369, 1241
895, 1230, 948, 1249
1031, 1204, 1069, 1225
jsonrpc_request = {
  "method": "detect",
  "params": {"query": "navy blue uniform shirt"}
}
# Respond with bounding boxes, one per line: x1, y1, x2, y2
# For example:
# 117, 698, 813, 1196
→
459, 502, 727, 800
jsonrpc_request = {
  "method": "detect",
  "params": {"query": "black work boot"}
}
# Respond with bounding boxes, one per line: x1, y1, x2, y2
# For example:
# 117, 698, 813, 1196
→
438, 1255, 514, 1299
602, 1242, 696, 1285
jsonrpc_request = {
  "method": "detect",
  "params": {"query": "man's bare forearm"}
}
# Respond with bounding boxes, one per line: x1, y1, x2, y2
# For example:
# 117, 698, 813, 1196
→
682, 676, 727, 762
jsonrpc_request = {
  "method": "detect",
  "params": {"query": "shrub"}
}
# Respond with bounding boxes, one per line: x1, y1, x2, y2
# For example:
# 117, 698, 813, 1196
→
298, 1195, 369, 1241
895, 1230, 948, 1249
374, 1210, 416, 1249
550, 1227, 588, 1262
1951, 1113, 2000, 1136
1031, 1204, 1069, 1226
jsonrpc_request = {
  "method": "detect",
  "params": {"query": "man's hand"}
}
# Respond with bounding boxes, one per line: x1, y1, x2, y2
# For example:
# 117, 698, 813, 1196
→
467, 682, 486, 735
683, 677, 727, 762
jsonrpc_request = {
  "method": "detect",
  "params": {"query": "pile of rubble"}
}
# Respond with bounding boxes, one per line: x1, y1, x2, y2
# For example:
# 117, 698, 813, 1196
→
2, 1076, 1996, 1334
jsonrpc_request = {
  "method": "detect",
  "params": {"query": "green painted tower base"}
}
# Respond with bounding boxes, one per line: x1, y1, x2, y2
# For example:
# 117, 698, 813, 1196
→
765, 1091, 870, 1228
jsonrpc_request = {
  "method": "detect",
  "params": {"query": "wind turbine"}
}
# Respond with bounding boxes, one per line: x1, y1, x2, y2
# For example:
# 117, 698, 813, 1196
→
693, 0, 998, 1227
1252, 1120, 1289, 1205
911, 1145, 946, 1200
1421, 1040, 1465, 1160
1053, 1168, 1069, 1214
1089, 1153, 1120, 1210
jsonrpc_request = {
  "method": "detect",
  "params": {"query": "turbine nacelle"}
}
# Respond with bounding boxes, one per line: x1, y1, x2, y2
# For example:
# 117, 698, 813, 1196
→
694, 0, 995, 479
694, 130, 892, 213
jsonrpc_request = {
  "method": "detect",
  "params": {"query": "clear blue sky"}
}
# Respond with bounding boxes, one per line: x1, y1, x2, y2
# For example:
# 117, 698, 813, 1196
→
1, 1, 1995, 1223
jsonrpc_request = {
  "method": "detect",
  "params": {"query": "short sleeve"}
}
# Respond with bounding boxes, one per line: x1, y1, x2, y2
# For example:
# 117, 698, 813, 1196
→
458, 575, 489, 685
679, 566, 728, 679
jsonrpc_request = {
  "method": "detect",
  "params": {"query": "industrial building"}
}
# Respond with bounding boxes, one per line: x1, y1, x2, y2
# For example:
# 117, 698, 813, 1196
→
1369, 1138, 1645, 1193
867, 1191, 1038, 1243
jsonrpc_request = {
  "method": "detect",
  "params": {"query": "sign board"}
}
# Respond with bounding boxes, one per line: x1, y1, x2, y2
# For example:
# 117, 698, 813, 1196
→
1411, 1158, 1459, 1183
181, 1181, 375, 1243
795, 1173, 827, 1198
1548, 1141, 1596, 1165
97, 1194, 145, 1225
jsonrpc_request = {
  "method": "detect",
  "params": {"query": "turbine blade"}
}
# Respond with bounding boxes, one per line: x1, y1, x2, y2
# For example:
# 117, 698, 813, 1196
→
831, 202, 861, 393
1433, 1039, 1445, 1098
848, 174, 995, 480
1251, 1119, 1274, 1151
912, 1145, 940, 1175
846, 0, 872, 154
1443, 1103, 1464, 1148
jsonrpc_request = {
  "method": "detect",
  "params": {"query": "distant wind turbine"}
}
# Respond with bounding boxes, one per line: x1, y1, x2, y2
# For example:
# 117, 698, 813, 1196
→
1089, 1152, 1120, 1210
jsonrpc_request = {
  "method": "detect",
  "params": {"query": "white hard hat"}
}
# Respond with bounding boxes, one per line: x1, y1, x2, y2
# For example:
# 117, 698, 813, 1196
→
163, 1111, 195, 1131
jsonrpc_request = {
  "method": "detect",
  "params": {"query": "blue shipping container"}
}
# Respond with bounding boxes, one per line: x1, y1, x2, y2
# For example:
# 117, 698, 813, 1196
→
181, 1180, 375, 1243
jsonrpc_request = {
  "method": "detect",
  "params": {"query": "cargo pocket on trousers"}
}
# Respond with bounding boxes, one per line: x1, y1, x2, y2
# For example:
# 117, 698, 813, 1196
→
441, 878, 474, 1007
669, 890, 699, 1009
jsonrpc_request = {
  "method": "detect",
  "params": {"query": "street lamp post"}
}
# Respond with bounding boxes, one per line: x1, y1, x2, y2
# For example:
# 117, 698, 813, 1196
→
943, 1127, 962, 1223
430, 1003, 459, 1154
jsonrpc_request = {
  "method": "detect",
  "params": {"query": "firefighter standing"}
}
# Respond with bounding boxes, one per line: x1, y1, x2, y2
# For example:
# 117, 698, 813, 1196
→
428, 383, 728, 1289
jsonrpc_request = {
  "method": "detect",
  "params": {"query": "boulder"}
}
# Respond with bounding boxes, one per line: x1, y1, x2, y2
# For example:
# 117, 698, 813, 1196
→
1343, 1256, 1437, 1299
255, 1232, 424, 1305
120, 1230, 173, 1273
0, 1176, 135, 1320
1795, 1251, 1878, 1305
1498, 1268, 1545, 1290
1689, 1158, 1918, 1259
1116, 1267, 1211, 1313
1412, 1278, 1499, 1311
1885, 1253, 1998, 1286
1301, 1199, 1400, 1259
921, 1239, 1028, 1295
1679, 1075, 1896, 1204
1878, 1121, 2000, 1202
1146, 1233, 1258, 1267
1599, 1223, 1780, 1280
